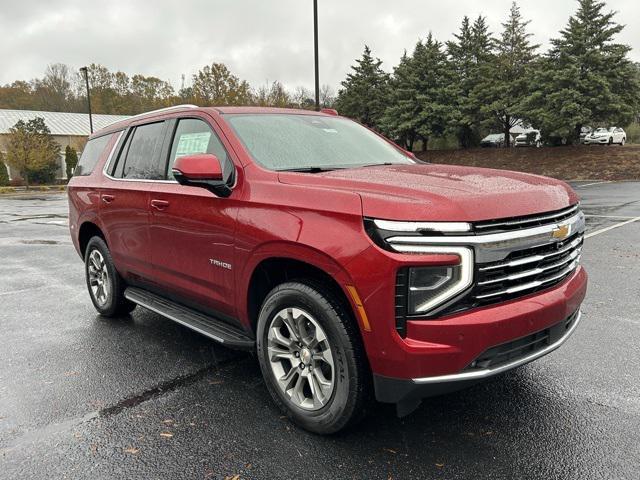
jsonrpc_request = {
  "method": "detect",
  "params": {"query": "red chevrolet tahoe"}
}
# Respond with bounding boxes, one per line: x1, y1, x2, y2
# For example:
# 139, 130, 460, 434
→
68, 105, 587, 434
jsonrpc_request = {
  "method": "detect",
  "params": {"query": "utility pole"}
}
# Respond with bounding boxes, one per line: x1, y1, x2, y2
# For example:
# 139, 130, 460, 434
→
79, 67, 93, 134
313, 0, 320, 111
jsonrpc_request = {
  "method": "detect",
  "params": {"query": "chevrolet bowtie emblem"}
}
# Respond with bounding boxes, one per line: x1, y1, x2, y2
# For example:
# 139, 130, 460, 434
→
552, 224, 570, 241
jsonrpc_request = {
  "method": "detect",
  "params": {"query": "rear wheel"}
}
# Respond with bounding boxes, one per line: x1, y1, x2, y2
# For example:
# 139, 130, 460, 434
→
621, 137, 626, 146
85, 237, 136, 317
256, 281, 370, 434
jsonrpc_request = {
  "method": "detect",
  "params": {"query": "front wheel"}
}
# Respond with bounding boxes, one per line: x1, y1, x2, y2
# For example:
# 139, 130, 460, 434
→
85, 236, 136, 317
256, 281, 370, 434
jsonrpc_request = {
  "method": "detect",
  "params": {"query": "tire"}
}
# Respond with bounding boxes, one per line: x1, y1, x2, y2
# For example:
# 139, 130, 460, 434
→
84, 236, 136, 317
608, 137, 613, 145
621, 138, 626, 146
256, 280, 370, 434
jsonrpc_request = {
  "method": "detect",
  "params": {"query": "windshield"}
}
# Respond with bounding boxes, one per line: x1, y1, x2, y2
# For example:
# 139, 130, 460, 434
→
594, 128, 608, 133
225, 114, 415, 171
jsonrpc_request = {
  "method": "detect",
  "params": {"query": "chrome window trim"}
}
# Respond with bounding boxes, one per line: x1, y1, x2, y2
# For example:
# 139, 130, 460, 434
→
411, 311, 581, 385
101, 131, 125, 177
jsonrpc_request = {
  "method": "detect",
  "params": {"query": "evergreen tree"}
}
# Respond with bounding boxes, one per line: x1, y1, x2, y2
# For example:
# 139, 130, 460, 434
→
381, 51, 420, 150
65, 145, 79, 179
382, 35, 455, 151
477, 2, 538, 146
412, 34, 457, 150
526, 0, 640, 142
448, 16, 495, 147
0, 153, 9, 186
334, 46, 390, 130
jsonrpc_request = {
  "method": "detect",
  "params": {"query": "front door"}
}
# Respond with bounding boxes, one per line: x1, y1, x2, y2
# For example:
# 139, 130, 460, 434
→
148, 116, 239, 320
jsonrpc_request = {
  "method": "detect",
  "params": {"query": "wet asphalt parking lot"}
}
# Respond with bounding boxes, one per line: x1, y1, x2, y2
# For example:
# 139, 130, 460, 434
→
0, 181, 639, 479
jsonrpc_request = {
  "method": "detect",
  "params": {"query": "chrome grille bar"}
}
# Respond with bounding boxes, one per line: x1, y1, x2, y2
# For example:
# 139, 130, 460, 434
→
474, 259, 579, 300
474, 205, 579, 231
477, 247, 582, 286
478, 235, 584, 272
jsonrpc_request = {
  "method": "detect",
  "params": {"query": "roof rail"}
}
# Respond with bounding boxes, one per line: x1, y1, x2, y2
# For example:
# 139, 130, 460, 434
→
128, 104, 198, 120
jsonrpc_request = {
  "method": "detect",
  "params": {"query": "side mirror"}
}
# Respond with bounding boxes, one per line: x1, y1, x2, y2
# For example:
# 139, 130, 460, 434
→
172, 153, 232, 197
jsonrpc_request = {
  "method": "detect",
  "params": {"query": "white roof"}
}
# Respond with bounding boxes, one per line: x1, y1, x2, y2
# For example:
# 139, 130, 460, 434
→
0, 109, 129, 136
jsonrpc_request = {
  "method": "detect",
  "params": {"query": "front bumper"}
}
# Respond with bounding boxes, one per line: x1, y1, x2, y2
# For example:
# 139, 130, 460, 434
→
584, 137, 609, 144
374, 309, 581, 406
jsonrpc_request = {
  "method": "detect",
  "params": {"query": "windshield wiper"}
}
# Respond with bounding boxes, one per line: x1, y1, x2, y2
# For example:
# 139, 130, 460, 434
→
279, 167, 344, 173
357, 162, 394, 168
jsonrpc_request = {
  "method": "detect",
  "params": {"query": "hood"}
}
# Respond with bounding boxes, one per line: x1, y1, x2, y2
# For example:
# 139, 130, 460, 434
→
278, 163, 578, 222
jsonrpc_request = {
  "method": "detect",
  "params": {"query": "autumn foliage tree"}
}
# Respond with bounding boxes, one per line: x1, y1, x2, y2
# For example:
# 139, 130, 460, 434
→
4, 117, 60, 188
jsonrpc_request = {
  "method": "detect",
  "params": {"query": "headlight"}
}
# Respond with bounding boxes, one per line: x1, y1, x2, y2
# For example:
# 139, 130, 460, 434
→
405, 246, 474, 315
365, 219, 475, 319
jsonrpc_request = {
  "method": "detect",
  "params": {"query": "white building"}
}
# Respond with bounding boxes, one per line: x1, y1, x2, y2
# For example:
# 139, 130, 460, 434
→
0, 109, 129, 181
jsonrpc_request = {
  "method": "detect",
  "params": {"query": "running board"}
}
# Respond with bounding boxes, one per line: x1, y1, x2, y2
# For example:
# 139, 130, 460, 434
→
124, 287, 255, 350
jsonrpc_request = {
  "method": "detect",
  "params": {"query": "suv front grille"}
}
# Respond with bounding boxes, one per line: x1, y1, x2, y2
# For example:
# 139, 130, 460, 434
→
471, 232, 583, 304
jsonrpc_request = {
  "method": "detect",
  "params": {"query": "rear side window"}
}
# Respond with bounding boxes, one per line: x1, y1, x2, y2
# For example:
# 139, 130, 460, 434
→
74, 134, 112, 176
114, 122, 166, 180
167, 118, 232, 180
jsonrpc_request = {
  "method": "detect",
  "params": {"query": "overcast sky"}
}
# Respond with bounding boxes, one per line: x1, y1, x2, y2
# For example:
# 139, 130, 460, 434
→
1, 0, 638, 92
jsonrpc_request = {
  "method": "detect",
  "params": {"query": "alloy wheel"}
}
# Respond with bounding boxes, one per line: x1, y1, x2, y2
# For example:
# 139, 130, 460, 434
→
88, 249, 110, 306
266, 307, 335, 411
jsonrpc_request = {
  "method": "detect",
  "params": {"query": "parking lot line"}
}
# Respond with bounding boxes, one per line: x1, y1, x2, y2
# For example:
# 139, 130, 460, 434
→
575, 181, 612, 188
585, 214, 638, 219
585, 216, 640, 239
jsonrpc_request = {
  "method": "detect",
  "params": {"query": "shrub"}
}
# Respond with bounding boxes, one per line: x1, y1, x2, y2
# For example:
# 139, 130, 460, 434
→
0, 156, 9, 186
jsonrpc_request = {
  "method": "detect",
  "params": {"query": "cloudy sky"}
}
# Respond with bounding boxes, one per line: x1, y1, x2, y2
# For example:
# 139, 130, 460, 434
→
1, 0, 638, 92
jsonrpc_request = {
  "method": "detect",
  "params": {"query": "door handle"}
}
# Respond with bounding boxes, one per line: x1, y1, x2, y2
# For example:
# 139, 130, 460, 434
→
101, 194, 115, 204
150, 199, 170, 211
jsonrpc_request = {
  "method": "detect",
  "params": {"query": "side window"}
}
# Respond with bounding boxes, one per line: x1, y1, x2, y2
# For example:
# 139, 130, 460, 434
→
74, 133, 113, 176
116, 122, 166, 180
167, 118, 231, 181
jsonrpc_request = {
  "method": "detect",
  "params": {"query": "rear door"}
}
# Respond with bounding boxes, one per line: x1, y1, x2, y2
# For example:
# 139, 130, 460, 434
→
148, 114, 239, 319
100, 120, 168, 281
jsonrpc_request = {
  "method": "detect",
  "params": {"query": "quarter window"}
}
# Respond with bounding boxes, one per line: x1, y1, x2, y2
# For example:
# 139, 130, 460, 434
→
74, 133, 113, 176
167, 118, 231, 180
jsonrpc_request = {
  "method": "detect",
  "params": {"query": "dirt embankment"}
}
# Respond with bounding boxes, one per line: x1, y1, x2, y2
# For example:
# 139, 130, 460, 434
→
416, 145, 640, 180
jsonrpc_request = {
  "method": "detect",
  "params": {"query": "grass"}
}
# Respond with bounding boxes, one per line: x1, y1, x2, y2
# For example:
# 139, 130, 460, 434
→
0, 185, 66, 195
416, 144, 640, 181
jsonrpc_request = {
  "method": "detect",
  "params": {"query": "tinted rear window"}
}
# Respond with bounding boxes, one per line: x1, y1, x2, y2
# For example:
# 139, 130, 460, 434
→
74, 134, 113, 176
115, 122, 166, 180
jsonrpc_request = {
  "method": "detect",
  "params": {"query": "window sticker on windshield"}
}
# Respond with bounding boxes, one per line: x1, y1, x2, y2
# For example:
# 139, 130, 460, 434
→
175, 132, 211, 158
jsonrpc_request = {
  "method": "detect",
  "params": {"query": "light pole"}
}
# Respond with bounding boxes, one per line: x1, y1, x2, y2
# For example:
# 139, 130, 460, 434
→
313, 0, 320, 111
79, 67, 93, 134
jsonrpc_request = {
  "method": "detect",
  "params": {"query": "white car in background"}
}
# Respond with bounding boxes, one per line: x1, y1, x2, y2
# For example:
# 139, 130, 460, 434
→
583, 127, 626, 145
515, 130, 542, 148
